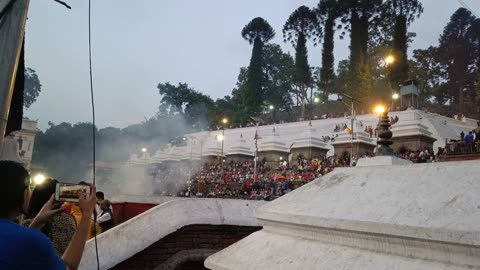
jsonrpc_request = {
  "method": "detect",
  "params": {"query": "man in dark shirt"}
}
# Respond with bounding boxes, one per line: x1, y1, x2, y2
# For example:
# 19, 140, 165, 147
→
0, 161, 97, 270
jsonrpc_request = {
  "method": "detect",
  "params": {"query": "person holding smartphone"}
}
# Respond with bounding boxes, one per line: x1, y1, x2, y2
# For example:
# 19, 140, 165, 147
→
0, 161, 97, 270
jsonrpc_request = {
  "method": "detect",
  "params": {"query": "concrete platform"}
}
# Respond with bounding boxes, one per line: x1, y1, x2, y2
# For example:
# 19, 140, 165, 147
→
205, 160, 480, 270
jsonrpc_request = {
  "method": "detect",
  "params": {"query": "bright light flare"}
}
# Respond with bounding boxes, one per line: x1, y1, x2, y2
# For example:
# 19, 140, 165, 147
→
33, 174, 46, 185
314, 97, 320, 103
268, 105, 274, 110
385, 55, 394, 64
392, 93, 399, 100
374, 105, 386, 114
217, 134, 224, 142
222, 118, 228, 124
141, 147, 147, 153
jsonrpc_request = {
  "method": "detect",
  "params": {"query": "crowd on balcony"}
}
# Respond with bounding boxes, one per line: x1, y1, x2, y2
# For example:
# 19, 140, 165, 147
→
175, 153, 358, 200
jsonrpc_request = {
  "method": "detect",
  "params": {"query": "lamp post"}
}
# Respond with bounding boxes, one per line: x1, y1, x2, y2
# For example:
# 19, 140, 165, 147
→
142, 147, 147, 164
268, 105, 274, 123
338, 94, 359, 166
218, 117, 228, 163
392, 93, 399, 110
384, 55, 395, 111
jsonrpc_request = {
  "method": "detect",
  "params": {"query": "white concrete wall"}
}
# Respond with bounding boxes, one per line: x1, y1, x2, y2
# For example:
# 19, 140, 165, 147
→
137, 110, 477, 162
79, 198, 264, 270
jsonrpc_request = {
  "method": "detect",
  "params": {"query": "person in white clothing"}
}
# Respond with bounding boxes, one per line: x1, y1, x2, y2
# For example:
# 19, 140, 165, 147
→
97, 200, 114, 232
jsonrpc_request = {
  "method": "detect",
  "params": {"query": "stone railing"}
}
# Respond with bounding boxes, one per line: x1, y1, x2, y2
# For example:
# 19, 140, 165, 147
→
79, 198, 264, 270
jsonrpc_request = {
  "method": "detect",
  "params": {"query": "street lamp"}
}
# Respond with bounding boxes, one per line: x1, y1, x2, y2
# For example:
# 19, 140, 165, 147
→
392, 93, 399, 110
141, 147, 147, 164
384, 55, 396, 111
314, 97, 320, 103
268, 105, 274, 110
219, 118, 228, 162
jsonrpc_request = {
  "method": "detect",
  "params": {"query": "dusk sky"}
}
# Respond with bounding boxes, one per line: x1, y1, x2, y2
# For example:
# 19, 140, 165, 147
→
24, 0, 480, 130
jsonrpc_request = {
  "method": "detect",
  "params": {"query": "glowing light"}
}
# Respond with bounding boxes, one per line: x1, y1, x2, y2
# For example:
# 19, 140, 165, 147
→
374, 105, 386, 114
268, 105, 274, 110
141, 147, 147, 153
222, 118, 228, 124
385, 55, 394, 65
33, 174, 46, 185
280, 157, 283, 160
392, 93, 399, 100
217, 134, 224, 142
314, 97, 320, 103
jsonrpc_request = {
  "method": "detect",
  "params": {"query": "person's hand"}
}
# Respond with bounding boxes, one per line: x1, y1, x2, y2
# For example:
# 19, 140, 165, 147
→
29, 194, 65, 229
79, 183, 96, 218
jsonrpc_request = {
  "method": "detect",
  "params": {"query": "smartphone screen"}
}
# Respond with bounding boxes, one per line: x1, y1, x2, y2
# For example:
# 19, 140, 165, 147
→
55, 183, 91, 203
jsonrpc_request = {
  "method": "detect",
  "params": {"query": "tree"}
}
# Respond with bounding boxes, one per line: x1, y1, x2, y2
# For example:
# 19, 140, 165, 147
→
382, 0, 423, 90
283, 6, 321, 119
231, 44, 296, 123
262, 44, 295, 118
410, 47, 442, 105
24, 67, 42, 108
316, 0, 341, 98
339, 0, 383, 108
157, 82, 215, 127
437, 8, 477, 115
241, 17, 276, 116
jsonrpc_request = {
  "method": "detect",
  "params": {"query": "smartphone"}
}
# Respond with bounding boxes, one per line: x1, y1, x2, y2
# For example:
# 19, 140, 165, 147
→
55, 183, 91, 203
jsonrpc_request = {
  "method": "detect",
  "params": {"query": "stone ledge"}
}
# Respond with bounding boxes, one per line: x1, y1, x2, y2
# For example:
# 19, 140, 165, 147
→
205, 230, 476, 270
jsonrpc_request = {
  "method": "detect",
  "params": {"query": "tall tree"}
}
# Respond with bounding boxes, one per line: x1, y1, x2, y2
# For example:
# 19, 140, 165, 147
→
316, 0, 341, 98
437, 8, 477, 115
283, 6, 321, 119
24, 67, 42, 109
339, 0, 383, 108
241, 17, 275, 116
382, 0, 423, 90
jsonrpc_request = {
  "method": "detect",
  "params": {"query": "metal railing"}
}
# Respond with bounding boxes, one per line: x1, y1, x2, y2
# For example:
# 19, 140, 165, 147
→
445, 141, 480, 155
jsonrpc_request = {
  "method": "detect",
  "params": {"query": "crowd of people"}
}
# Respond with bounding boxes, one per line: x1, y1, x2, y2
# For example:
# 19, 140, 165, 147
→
176, 154, 354, 200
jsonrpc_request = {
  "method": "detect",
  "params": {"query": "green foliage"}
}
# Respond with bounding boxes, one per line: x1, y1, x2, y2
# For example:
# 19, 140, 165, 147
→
158, 82, 214, 127
283, 6, 321, 46
262, 44, 295, 114
24, 68, 42, 109
410, 47, 442, 104
33, 122, 95, 181
241, 17, 276, 44
283, 6, 320, 118
437, 8, 477, 114
317, 0, 341, 96
242, 17, 275, 116
294, 33, 312, 85
233, 44, 296, 122
381, 0, 424, 90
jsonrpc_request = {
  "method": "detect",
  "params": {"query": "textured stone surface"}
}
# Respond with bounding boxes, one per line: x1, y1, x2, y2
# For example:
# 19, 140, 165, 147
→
356, 156, 412, 167
205, 160, 480, 270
